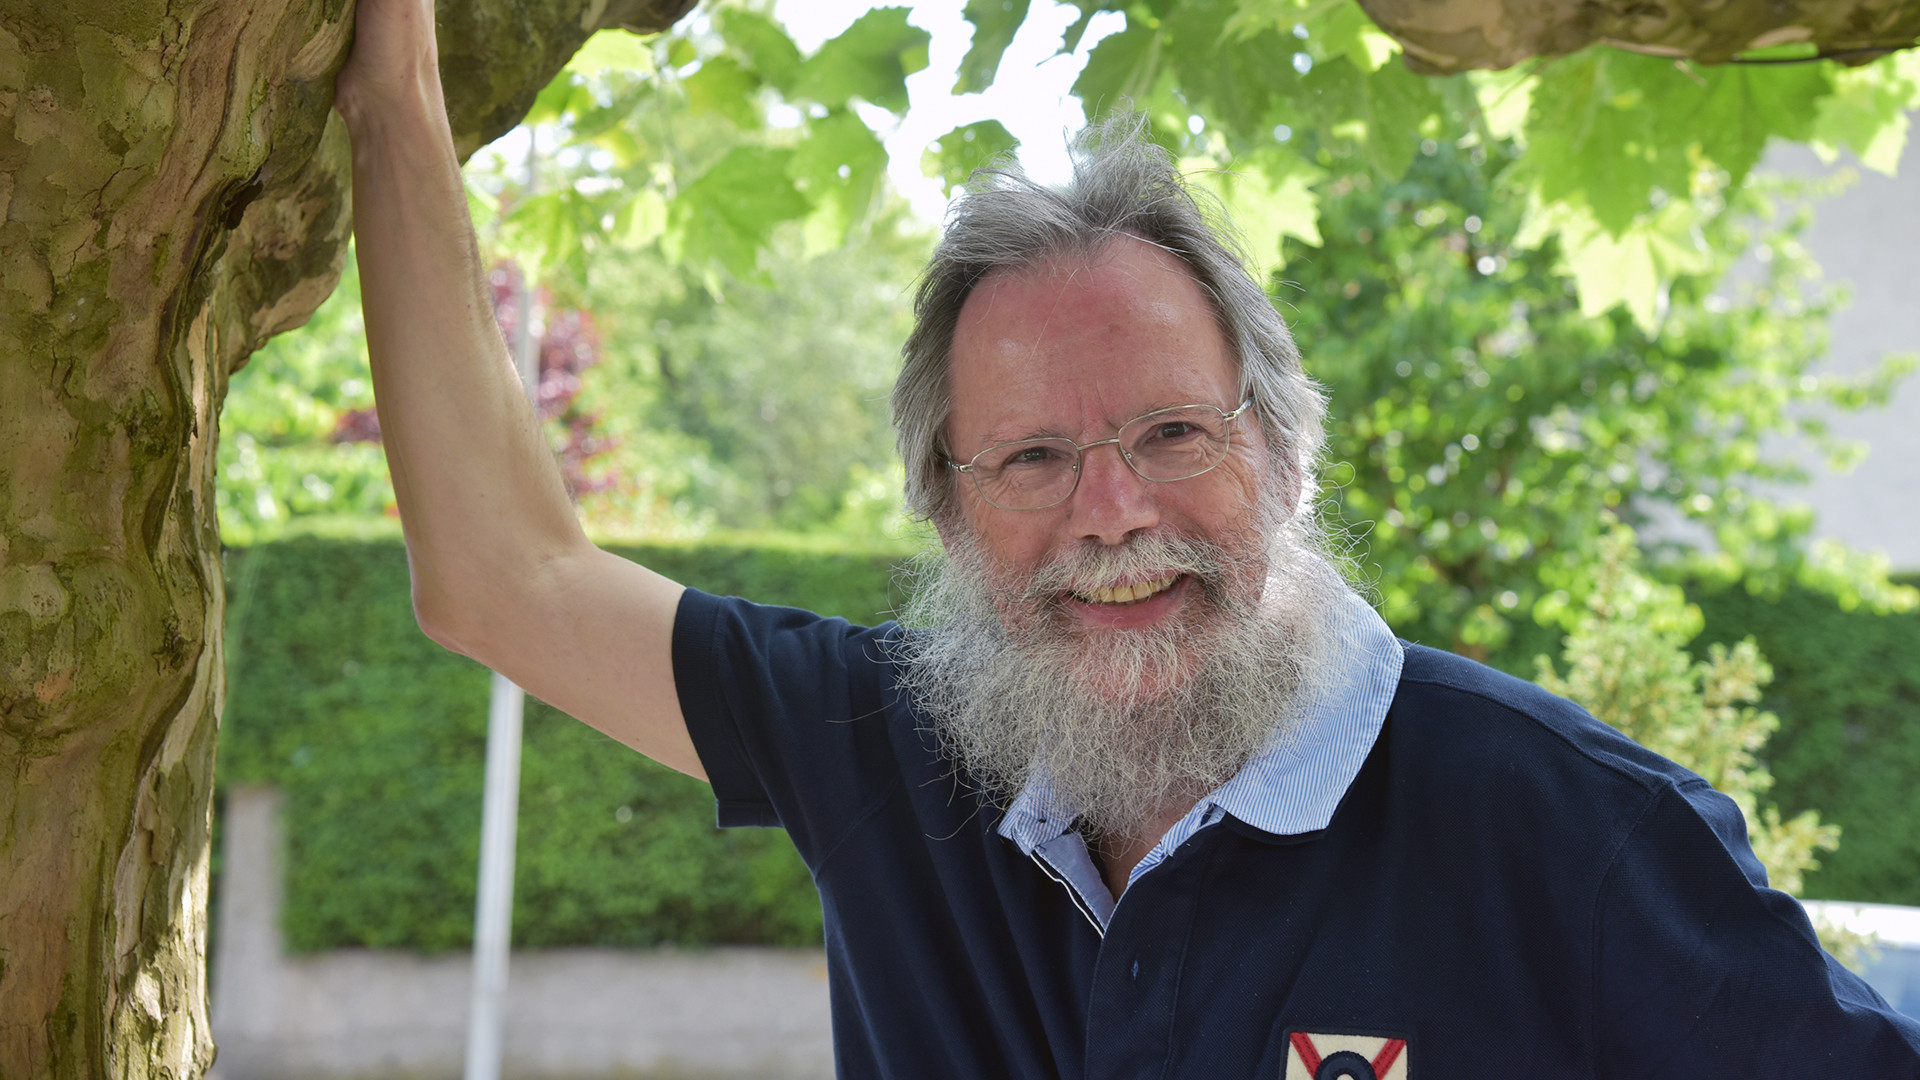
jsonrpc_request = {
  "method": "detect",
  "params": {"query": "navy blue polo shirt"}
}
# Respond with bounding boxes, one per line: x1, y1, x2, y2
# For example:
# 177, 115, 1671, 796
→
672, 588, 1920, 1079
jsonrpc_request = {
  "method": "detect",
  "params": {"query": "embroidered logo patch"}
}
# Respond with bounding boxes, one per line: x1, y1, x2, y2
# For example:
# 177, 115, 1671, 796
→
1284, 1030, 1409, 1080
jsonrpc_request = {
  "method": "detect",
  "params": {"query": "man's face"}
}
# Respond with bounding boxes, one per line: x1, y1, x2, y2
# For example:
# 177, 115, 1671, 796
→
942, 236, 1272, 664
904, 236, 1345, 837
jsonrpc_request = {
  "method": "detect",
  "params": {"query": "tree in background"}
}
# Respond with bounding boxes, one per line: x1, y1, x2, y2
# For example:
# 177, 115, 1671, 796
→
1288, 137, 1913, 660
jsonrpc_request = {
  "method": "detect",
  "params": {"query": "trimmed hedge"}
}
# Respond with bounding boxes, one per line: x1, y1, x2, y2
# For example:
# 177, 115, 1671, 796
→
220, 527, 913, 952
220, 530, 1920, 952
1692, 581, 1920, 906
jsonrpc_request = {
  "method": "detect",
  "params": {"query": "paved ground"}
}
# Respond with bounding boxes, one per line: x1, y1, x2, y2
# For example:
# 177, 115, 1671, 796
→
211, 788, 834, 1080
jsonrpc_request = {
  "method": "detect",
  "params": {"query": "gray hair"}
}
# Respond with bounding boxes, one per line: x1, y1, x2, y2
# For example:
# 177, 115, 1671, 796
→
891, 114, 1327, 526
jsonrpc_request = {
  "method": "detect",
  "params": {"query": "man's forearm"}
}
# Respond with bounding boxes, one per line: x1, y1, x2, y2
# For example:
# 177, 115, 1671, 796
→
341, 65, 586, 655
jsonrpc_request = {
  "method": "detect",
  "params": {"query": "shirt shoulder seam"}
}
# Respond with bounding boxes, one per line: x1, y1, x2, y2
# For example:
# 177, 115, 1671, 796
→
1393, 666, 1665, 797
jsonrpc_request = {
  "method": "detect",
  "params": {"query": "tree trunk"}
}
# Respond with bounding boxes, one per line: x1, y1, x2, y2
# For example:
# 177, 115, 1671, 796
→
0, 0, 689, 1075
1355, 0, 1920, 74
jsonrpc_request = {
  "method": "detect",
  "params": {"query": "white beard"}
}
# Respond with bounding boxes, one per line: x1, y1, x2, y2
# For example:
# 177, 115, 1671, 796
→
891, 488, 1353, 844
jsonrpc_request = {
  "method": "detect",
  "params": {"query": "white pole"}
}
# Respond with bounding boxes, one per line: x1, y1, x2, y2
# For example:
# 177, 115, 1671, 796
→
464, 131, 539, 1080
464, 671, 525, 1080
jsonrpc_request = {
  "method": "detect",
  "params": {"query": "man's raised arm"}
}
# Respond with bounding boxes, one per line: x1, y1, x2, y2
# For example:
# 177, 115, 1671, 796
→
332, 0, 702, 778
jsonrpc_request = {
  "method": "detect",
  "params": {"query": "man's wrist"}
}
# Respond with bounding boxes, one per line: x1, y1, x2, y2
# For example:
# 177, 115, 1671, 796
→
335, 60, 450, 147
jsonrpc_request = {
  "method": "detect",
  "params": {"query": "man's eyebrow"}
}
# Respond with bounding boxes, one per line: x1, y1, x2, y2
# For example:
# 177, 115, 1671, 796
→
976, 400, 1211, 446
976, 421, 1071, 447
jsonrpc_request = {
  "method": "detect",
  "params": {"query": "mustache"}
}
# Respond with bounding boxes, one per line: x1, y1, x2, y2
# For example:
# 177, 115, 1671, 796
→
1020, 530, 1236, 603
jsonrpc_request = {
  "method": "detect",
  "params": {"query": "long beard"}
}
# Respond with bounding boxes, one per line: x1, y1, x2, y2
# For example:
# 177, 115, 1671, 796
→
890, 490, 1353, 844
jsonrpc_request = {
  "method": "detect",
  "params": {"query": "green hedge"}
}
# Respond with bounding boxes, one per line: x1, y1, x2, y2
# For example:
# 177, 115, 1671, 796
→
1692, 580, 1920, 906
220, 526, 913, 952
221, 529, 1920, 953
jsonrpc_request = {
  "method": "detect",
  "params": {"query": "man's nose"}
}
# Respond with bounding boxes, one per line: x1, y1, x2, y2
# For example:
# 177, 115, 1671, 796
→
1066, 440, 1160, 545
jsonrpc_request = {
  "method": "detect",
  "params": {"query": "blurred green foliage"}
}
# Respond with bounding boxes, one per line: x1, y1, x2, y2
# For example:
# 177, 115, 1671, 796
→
1291, 137, 1915, 658
1693, 574, 1920, 906
221, 528, 911, 951
218, 258, 395, 547
1048, 0, 1920, 328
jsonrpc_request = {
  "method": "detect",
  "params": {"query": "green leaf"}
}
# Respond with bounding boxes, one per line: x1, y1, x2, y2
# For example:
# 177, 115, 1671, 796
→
957, 0, 1030, 95
1810, 51, 1920, 175
1298, 55, 1441, 179
791, 110, 890, 251
794, 7, 932, 113
922, 119, 1020, 192
1469, 66, 1535, 141
499, 188, 580, 281
1191, 150, 1326, 262
716, 8, 805, 96
524, 73, 593, 127
1073, 20, 1163, 119
568, 81, 657, 145
1522, 50, 1679, 235
1162, 0, 1303, 139
613, 187, 668, 249
1057, 0, 1119, 52
1526, 51, 1833, 236
1667, 62, 1832, 190
1308, 0, 1396, 73
683, 56, 762, 129
564, 29, 656, 78
666, 146, 811, 278
1524, 199, 1710, 332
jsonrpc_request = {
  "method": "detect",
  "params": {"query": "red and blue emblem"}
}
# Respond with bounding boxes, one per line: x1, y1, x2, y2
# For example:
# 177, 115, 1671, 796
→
1284, 1030, 1409, 1080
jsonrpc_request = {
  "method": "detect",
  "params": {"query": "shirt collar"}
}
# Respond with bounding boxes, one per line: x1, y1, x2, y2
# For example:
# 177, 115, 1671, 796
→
997, 588, 1405, 863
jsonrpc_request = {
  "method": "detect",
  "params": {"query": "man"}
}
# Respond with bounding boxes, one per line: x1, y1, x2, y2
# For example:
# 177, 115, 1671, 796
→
337, 1, 1920, 1076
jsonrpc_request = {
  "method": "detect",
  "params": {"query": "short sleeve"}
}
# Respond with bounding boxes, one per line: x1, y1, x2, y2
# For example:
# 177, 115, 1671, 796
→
671, 588, 914, 867
1594, 779, 1920, 1077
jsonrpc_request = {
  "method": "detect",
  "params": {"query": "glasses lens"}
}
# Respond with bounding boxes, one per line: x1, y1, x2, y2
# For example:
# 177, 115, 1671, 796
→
971, 438, 1081, 509
1120, 405, 1233, 481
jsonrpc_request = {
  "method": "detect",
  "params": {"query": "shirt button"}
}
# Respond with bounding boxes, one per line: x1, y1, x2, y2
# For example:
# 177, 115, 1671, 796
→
1131, 960, 1139, 981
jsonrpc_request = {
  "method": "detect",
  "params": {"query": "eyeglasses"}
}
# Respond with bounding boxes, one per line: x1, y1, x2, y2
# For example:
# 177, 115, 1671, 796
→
949, 399, 1255, 510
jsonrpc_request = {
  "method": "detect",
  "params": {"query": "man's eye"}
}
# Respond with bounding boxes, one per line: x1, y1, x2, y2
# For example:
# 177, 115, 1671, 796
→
995, 444, 1069, 470
1148, 421, 1199, 442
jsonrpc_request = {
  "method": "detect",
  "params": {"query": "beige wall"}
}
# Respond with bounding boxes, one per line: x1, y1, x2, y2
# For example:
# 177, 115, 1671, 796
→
209, 787, 835, 1080
1769, 123, 1920, 572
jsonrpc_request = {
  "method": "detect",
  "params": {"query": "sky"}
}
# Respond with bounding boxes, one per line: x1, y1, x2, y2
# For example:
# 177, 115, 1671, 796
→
773, 0, 1127, 219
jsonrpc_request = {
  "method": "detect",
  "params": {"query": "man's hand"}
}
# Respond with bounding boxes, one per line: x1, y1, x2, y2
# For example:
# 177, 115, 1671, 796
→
334, 0, 442, 131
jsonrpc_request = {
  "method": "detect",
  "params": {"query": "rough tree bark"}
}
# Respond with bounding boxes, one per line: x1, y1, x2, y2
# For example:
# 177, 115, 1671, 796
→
1356, 0, 1920, 74
0, 0, 690, 1076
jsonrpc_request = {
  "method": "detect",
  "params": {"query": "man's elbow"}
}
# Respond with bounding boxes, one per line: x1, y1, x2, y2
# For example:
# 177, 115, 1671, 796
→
410, 580, 485, 660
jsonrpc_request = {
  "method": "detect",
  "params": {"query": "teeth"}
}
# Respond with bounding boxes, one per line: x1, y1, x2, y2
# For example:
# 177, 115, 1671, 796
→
1078, 575, 1178, 605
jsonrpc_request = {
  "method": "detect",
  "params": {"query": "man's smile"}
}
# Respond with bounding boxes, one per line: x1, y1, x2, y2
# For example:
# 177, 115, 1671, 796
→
1058, 573, 1198, 632
1073, 574, 1181, 606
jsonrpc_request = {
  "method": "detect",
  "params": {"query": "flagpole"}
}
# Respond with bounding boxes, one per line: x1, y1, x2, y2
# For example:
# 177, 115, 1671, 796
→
464, 128, 538, 1080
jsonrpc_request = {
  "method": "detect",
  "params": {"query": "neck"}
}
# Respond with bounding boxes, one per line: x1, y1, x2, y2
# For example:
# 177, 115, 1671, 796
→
1092, 800, 1198, 901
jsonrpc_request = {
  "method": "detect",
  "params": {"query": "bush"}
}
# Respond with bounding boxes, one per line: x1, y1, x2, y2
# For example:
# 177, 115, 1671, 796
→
220, 526, 913, 952
221, 528, 1920, 952
1692, 575, 1920, 905
1535, 527, 1838, 898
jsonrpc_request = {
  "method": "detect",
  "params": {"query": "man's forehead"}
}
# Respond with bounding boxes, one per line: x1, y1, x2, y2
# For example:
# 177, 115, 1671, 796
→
946, 237, 1240, 443
963, 235, 1196, 311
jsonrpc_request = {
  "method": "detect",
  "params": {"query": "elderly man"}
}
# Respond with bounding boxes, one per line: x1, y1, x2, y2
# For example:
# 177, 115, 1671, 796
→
337, 1, 1920, 1076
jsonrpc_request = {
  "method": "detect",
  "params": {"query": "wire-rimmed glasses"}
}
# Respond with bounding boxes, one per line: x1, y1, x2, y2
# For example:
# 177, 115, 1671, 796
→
950, 399, 1255, 510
